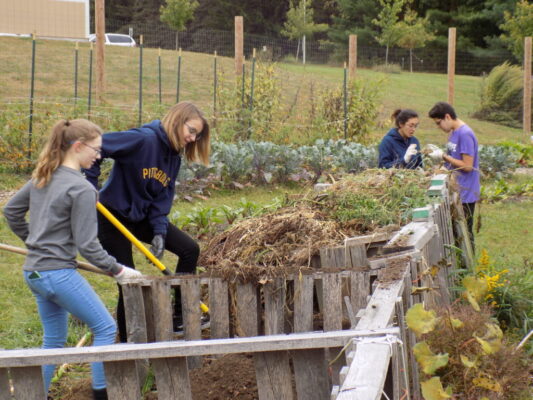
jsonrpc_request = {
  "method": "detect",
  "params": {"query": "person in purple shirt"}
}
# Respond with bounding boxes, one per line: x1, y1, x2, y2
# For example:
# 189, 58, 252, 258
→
427, 102, 480, 249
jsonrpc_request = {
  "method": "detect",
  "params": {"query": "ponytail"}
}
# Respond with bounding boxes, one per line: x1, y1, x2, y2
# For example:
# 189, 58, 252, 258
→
391, 108, 418, 128
32, 119, 103, 188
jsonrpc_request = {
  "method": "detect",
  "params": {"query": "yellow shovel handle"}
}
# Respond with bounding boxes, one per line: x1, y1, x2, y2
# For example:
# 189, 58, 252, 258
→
96, 202, 170, 275
96, 202, 209, 314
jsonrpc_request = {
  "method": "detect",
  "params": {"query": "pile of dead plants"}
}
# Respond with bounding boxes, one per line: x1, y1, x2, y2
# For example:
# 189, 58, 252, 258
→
200, 169, 432, 283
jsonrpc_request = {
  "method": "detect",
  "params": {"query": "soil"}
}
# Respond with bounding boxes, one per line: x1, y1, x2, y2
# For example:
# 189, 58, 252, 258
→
50, 354, 259, 400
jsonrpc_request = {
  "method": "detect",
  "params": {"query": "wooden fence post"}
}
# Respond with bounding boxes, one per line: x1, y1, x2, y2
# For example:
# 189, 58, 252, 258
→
524, 36, 532, 139
95, 0, 105, 103
349, 35, 357, 81
447, 27, 456, 105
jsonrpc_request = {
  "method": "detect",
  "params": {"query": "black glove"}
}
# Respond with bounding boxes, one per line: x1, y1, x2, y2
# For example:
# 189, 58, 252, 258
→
150, 234, 165, 259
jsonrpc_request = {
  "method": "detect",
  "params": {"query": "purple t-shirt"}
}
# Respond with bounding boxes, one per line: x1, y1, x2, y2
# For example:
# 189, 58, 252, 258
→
445, 124, 480, 203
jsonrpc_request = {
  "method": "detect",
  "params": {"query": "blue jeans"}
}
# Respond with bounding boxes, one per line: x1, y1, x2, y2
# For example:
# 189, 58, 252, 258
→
24, 268, 116, 393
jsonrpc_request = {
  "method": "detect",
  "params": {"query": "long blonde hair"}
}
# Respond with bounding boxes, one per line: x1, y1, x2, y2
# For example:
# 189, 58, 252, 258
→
161, 102, 210, 165
32, 119, 103, 188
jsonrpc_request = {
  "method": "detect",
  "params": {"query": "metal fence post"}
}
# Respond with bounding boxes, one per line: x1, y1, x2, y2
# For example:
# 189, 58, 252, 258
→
28, 33, 36, 160
88, 43, 93, 119
138, 35, 143, 126
176, 48, 182, 104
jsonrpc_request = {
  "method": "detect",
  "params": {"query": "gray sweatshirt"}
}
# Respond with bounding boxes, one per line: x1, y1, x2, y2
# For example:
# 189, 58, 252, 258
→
3, 166, 120, 274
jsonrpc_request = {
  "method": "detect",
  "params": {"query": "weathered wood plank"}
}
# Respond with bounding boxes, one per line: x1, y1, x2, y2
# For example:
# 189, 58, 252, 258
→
356, 276, 406, 330
258, 278, 293, 398
394, 298, 411, 400
344, 232, 393, 246
335, 343, 391, 400
181, 278, 202, 369
292, 349, 330, 400
122, 282, 150, 386
293, 274, 314, 333
235, 282, 259, 337
263, 278, 285, 335
122, 283, 148, 343
350, 270, 370, 317
254, 351, 294, 400
142, 285, 155, 343
151, 357, 192, 400
320, 246, 345, 268
0, 329, 399, 366
322, 273, 343, 331
150, 280, 173, 342
0, 368, 11, 400
346, 244, 368, 269
182, 278, 201, 341
104, 360, 141, 400
10, 366, 44, 400
209, 278, 230, 339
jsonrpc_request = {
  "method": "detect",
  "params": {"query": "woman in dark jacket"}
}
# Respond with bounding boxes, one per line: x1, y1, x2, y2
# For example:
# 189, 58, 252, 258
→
85, 101, 210, 342
378, 108, 423, 169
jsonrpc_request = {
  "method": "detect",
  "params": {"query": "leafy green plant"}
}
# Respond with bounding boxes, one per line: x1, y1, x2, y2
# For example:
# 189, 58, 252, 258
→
186, 206, 223, 236
478, 144, 521, 178
497, 141, 533, 167
211, 142, 254, 182
480, 178, 533, 203
407, 302, 531, 400
406, 250, 532, 399
298, 140, 335, 182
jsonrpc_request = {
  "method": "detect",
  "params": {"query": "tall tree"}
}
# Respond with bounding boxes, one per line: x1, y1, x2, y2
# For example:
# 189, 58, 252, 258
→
328, 0, 380, 48
281, 0, 328, 63
396, 9, 434, 72
500, 0, 533, 60
160, 0, 199, 49
372, 0, 406, 65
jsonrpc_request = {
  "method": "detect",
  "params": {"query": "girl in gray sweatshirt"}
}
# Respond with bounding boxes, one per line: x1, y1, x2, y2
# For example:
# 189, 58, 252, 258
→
3, 119, 142, 400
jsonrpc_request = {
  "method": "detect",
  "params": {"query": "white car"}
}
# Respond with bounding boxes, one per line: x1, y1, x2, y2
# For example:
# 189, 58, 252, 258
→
88, 33, 136, 47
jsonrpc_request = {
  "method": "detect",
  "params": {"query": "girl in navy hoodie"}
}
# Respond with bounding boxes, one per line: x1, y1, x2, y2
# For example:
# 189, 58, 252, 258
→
378, 109, 423, 169
85, 102, 210, 342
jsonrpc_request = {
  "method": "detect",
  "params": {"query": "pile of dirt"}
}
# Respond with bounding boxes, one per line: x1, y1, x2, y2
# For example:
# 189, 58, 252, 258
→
49, 354, 259, 400
200, 169, 431, 283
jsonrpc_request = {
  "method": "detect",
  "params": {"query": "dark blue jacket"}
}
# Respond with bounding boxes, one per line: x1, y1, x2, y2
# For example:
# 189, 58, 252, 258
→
378, 128, 423, 169
84, 120, 181, 235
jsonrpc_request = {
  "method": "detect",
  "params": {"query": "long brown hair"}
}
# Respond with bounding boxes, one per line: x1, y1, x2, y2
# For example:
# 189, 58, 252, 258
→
32, 119, 103, 188
161, 102, 210, 165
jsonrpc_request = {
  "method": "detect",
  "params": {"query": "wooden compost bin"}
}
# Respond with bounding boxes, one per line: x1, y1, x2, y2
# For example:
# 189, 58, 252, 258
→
0, 174, 461, 400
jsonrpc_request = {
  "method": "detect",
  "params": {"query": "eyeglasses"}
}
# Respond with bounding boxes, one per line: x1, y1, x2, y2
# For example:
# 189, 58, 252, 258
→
81, 142, 102, 156
185, 122, 202, 141
405, 123, 419, 129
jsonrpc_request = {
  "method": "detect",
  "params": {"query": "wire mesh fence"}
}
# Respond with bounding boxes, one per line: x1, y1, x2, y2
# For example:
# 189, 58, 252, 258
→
0, 19, 521, 171
107, 18, 514, 76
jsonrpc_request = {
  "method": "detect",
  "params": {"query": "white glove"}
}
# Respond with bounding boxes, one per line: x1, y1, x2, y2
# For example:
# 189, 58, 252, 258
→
114, 265, 143, 284
428, 145, 444, 162
403, 144, 418, 164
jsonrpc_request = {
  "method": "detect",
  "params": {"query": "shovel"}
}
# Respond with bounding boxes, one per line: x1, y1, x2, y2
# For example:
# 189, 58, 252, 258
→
97, 202, 209, 314
0, 242, 106, 276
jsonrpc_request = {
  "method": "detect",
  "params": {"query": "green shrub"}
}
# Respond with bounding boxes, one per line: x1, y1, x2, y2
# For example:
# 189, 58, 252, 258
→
371, 63, 402, 74
473, 62, 527, 128
317, 78, 384, 143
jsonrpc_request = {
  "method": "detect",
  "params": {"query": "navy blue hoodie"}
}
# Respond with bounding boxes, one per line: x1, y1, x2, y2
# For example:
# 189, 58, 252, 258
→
84, 120, 181, 235
378, 128, 423, 169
